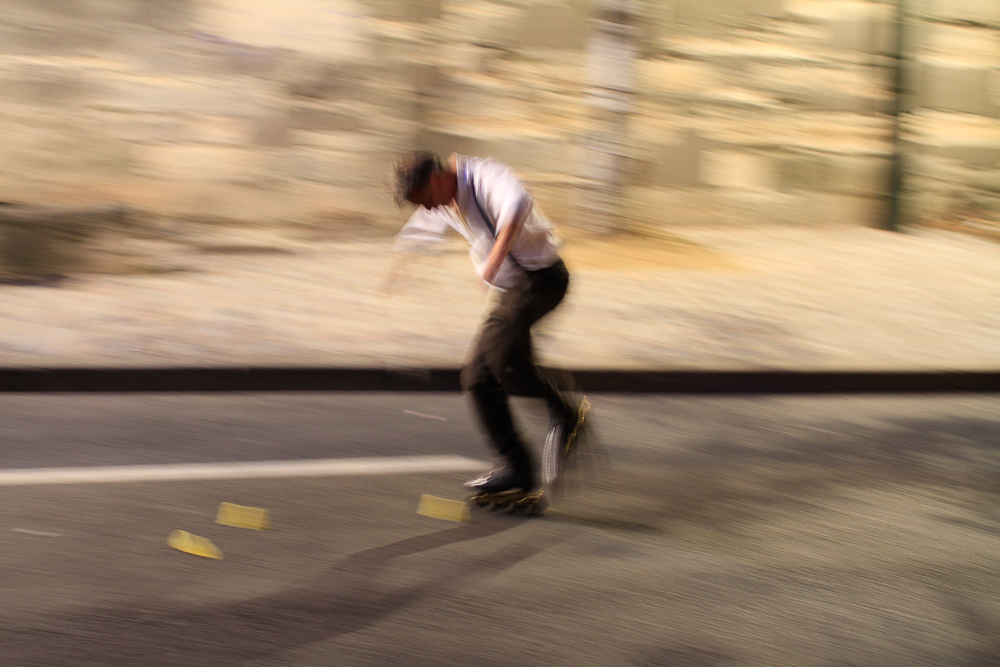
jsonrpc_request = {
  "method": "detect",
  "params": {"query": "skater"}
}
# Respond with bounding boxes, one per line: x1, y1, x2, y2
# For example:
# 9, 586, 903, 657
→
389, 151, 587, 504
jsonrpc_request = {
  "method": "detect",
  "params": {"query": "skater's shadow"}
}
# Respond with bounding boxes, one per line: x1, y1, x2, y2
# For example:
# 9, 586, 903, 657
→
6, 518, 558, 665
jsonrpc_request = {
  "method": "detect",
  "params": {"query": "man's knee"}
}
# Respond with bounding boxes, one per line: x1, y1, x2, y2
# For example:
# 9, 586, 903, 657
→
466, 376, 502, 406
480, 331, 532, 383
461, 361, 492, 394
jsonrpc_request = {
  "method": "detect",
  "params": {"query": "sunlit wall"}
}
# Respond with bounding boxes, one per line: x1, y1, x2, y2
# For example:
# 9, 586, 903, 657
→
0, 0, 995, 236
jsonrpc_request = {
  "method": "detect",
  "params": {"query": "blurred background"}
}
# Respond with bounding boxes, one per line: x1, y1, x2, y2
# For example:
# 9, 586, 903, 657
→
0, 0, 997, 368
0, 0, 997, 231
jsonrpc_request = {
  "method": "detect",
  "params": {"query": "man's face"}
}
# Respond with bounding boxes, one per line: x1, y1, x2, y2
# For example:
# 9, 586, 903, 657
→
407, 173, 449, 210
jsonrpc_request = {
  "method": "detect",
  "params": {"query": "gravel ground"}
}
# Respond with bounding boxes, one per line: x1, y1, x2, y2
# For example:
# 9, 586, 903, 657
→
0, 222, 997, 371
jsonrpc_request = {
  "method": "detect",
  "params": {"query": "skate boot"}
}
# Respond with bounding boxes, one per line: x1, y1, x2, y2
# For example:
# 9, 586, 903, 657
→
542, 396, 591, 486
465, 465, 547, 515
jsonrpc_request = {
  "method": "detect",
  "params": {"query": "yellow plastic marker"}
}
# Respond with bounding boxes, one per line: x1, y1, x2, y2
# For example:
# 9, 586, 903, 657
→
215, 502, 273, 531
167, 530, 223, 559
417, 494, 472, 523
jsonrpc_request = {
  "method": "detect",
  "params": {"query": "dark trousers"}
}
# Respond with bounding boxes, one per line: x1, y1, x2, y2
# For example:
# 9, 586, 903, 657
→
460, 258, 572, 473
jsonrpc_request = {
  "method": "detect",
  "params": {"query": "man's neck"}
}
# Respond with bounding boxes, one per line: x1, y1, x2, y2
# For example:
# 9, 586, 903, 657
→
443, 169, 458, 206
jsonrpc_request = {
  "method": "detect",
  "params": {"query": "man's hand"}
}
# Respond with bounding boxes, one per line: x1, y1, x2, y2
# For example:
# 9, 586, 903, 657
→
380, 254, 414, 295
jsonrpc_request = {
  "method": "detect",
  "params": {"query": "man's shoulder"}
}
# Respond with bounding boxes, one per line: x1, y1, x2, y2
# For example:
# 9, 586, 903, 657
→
465, 157, 528, 199
463, 155, 512, 177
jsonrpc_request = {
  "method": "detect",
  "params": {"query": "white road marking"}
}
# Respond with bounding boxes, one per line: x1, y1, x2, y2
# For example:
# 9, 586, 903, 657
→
11, 528, 63, 537
0, 456, 488, 487
402, 410, 449, 422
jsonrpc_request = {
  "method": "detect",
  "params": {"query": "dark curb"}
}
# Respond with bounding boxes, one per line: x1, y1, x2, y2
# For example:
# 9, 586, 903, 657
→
0, 368, 998, 394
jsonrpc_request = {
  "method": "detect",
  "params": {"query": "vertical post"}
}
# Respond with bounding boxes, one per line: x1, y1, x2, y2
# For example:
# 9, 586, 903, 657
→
577, 0, 638, 234
885, 0, 909, 232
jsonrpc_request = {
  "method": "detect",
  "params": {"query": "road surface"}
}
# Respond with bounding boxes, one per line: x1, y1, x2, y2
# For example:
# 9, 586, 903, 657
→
2, 393, 999, 666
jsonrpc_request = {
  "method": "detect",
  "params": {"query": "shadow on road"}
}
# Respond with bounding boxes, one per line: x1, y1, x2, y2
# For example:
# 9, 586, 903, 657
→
554, 414, 1000, 536
5, 517, 565, 666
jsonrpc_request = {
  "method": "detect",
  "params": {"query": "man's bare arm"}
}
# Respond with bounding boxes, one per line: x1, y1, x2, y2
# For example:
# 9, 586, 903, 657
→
379, 253, 416, 295
482, 220, 520, 284
482, 197, 529, 283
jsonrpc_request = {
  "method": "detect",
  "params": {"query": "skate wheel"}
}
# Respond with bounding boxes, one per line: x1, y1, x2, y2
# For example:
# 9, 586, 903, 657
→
470, 497, 491, 509
512, 494, 547, 516
491, 500, 510, 511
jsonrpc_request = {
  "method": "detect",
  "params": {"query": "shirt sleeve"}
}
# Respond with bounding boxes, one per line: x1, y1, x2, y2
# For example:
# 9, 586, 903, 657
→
393, 207, 452, 254
477, 160, 533, 234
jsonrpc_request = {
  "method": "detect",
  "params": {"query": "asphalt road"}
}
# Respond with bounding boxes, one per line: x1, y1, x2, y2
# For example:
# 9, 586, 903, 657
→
2, 393, 1000, 666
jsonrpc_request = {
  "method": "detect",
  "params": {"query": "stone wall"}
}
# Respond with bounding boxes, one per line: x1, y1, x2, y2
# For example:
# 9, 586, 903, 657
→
417, 0, 900, 229
902, 0, 1000, 226
0, 0, 430, 232
0, 0, 994, 238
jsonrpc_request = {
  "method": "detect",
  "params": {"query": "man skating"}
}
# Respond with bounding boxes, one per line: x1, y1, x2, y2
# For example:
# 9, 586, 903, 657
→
390, 151, 586, 501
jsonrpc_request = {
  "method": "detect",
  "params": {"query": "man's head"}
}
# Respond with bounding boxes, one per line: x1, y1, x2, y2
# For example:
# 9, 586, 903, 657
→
393, 151, 455, 209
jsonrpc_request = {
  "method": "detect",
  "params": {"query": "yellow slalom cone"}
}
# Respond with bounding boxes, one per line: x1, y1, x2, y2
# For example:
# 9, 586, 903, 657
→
417, 494, 471, 523
215, 502, 273, 530
167, 530, 223, 559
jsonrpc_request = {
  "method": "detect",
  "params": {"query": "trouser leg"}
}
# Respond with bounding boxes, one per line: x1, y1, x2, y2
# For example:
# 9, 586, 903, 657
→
464, 368, 533, 471
501, 259, 572, 421
460, 260, 571, 471
506, 328, 572, 422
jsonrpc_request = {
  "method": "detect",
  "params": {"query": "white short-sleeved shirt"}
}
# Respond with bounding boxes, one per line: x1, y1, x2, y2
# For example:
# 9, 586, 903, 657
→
394, 155, 561, 290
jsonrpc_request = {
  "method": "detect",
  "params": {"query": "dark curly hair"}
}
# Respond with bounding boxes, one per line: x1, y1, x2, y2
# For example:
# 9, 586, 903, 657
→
392, 151, 443, 206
